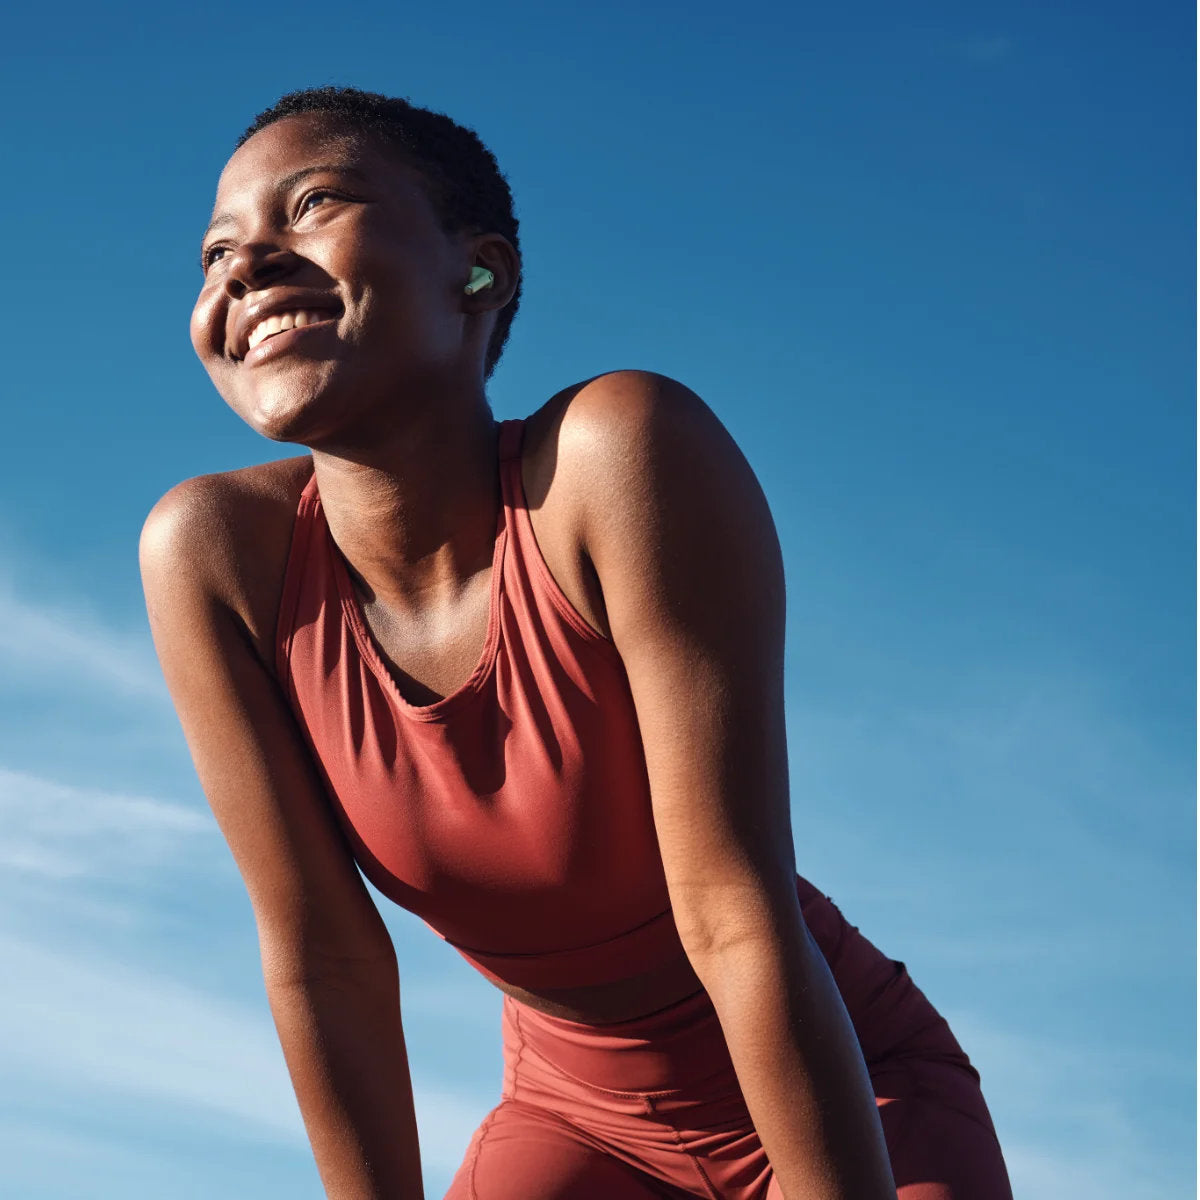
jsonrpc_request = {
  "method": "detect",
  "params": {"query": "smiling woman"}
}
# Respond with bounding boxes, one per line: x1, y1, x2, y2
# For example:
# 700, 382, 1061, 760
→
190, 97, 520, 447
139, 87, 1013, 1199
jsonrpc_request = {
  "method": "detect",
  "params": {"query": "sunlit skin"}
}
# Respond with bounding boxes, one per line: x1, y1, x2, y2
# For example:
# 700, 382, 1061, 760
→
188, 113, 709, 1014
143, 109, 902, 1199
191, 113, 522, 627
192, 113, 517, 448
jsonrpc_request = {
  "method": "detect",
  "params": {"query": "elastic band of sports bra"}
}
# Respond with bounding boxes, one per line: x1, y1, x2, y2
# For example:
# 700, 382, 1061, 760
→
435, 907, 685, 991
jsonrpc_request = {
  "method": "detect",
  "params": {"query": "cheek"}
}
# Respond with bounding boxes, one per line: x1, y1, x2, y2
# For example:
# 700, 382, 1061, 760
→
189, 285, 225, 363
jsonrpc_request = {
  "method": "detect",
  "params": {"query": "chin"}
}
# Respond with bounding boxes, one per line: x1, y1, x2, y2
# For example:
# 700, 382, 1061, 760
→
232, 384, 331, 445
225, 363, 346, 445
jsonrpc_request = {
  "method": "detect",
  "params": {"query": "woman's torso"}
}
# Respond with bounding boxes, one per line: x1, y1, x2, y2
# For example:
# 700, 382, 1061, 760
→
210, 393, 704, 1024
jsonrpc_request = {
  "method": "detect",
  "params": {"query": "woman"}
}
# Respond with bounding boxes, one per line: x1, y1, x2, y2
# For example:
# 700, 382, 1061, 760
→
141, 87, 1013, 1199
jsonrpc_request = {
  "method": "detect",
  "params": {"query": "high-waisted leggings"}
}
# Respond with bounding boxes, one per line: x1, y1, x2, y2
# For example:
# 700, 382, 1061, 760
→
445, 879, 1014, 1199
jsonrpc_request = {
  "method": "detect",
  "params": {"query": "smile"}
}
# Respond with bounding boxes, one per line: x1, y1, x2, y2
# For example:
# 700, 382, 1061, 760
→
247, 309, 335, 351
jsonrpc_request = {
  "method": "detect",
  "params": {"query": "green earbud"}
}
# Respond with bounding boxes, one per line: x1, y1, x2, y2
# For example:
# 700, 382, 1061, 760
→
465, 266, 495, 295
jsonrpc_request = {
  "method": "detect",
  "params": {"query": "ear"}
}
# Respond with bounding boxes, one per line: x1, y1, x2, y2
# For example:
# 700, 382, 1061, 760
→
463, 232, 521, 313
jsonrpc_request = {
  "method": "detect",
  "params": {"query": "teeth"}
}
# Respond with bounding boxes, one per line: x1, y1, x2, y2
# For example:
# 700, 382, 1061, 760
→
246, 309, 329, 351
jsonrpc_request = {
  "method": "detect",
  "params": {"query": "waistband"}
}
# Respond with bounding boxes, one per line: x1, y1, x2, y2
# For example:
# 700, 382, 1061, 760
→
441, 906, 685, 990
503, 984, 734, 1094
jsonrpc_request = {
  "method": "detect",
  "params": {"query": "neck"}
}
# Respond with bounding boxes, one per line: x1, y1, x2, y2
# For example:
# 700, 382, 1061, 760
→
309, 396, 502, 615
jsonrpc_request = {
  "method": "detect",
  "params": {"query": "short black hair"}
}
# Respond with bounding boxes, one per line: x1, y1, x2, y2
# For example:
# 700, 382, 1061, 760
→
238, 86, 521, 379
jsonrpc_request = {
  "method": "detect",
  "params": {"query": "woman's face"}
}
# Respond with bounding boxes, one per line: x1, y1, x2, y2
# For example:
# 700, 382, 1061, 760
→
191, 113, 480, 445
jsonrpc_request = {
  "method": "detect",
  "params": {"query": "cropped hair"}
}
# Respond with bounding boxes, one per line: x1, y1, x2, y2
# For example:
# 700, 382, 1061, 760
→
239, 87, 521, 378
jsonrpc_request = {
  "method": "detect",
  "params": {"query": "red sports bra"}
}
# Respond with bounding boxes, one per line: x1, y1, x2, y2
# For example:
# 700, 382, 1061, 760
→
275, 418, 685, 990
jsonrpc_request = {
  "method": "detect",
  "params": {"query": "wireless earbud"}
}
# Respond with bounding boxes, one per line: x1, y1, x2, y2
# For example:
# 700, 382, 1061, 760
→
465, 266, 495, 295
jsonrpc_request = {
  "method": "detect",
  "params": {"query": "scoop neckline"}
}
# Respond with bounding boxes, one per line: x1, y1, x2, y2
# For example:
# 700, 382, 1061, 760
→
319, 478, 510, 725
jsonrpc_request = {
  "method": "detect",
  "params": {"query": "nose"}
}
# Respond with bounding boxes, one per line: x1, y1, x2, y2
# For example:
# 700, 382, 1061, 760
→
222, 242, 298, 300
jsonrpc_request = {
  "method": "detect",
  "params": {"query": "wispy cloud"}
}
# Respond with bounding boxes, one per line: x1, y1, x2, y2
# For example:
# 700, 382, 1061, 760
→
0, 930, 492, 1188
0, 767, 211, 881
946, 1010, 1193, 1200
0, 580, 165, 701
3, 925, 1187, 1200
0, 558, 1185, 1199
787, 664, 1189, 890
784, 665, 1192, 1062
0, 759, 492, 1184
0, 931, 480, 1130
0, 1118, 270, 1200
785, 665, 1193, 1197
0, 933, 304, 1142
1001, 1140, 1184, 1200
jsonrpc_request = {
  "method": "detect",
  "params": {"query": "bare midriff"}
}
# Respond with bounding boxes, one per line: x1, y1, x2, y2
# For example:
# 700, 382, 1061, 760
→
489, 945, 704, 1025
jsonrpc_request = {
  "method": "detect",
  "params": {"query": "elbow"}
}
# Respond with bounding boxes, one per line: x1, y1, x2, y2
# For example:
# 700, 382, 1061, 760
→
677, 914, 762, 966
676, 903, 775, 975
672, 880, 808, 982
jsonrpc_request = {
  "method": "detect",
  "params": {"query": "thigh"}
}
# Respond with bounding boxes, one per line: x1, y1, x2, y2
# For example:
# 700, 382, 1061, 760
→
759, 1094, 1013, 1200
879, 1096, 1015, 1200
795, 877, 971, 1067
444, 1099, 672, 1200
872, 1065, 1014, 1200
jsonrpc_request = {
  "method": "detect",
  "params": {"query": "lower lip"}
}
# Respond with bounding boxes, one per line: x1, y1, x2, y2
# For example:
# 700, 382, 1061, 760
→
244, 316, 340, 367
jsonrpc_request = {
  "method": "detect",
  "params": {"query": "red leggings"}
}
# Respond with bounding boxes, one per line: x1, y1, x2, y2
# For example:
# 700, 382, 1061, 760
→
445, 883, 1013, 1199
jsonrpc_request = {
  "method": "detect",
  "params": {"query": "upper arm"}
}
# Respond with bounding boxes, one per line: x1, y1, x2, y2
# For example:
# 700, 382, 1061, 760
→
564, 371, 797, 958
139, 477, 395, 984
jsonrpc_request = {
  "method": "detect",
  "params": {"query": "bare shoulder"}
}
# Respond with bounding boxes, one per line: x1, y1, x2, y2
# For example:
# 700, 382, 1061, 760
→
139, 454, 314, 669
520, 371, 770, 640
534, 368, 715, 452
523, 369, 717, 487
534, 368, 760, 518
531, 369, 753, 505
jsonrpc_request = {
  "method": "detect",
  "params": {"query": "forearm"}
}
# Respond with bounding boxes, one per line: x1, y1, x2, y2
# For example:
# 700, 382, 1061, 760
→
692, 918, 896, 1200
266, 967, 424, 1199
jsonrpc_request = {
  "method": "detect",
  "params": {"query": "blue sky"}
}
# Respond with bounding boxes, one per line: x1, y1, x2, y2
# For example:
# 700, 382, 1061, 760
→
0, 1, 1193, 1196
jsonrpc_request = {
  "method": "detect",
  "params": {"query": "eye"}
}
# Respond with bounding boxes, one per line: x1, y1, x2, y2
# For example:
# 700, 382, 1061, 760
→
200, 243, 231, 273
296, 189, 342, 218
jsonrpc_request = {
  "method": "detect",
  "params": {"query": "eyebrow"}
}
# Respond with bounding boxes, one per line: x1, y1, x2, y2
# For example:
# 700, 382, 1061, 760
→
201, 164, 370, 244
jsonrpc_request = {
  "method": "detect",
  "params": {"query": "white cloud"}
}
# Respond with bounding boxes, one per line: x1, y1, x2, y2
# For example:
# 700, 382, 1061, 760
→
0, 581, 165, 701
0, 1121, 184, 1200
2, 922, 1188, 1200
0, 561, 1185, 1199
784, 669, 1193, 1198
787, 665, 1189, 896
0, 933, 304, 1143
0, 767, 212, 882
0, 751, 495, 1188
0, 754, 492, 1185
0, 928, 494, 1186
1001, 1142, 1178, 1200
945, 1011, 1193, 1200
0, 929, 494, 1200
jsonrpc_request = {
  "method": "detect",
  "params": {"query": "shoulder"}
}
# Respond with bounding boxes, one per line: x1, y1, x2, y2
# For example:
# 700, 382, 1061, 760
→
139, 455, 314, 667
522, 370, 782, 640
524, 369, 742, 509
541, 369, 718, 461
140, 454, 313, 585
533, 369, 774, 554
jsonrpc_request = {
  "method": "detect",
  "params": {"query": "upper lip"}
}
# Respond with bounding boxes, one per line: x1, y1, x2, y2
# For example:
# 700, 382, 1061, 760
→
229, 289, 344, 360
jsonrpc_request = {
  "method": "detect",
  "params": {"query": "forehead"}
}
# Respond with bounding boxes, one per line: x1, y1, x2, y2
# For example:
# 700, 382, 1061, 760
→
211, 113, 412, 210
